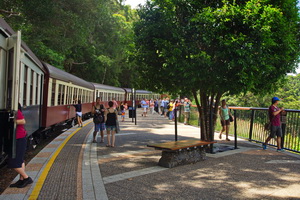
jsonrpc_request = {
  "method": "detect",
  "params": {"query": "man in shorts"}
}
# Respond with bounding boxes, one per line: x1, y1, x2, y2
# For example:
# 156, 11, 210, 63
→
262, 97, 284, 152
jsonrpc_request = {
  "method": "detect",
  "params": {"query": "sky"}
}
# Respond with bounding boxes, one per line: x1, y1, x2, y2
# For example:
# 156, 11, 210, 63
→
124, 0, 146, 8
124, 0, 300, 74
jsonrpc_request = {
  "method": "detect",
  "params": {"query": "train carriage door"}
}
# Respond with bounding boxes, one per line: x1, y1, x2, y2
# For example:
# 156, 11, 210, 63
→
1, 31, 22, 160
0, 33, 8, 163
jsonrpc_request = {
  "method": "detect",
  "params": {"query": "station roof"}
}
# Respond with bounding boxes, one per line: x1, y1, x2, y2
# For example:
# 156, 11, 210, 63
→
43, 62, 94, 90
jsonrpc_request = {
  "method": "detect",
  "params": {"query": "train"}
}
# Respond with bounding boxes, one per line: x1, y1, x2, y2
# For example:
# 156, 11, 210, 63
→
0, 18, 159, 164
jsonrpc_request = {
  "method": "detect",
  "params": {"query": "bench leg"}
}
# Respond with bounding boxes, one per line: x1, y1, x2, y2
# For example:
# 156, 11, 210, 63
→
158, 147, 207, 168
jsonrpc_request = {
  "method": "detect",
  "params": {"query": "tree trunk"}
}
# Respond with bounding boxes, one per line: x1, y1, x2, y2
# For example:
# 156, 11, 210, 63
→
193, 89, 223, 141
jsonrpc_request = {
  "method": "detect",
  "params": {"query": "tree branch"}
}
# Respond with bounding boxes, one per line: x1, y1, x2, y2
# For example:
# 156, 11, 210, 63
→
72, 62, 87, 65
0, 9, 21, 17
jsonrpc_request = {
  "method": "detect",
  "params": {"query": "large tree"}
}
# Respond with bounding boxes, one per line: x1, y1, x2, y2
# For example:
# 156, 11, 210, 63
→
135, 0, 300, 140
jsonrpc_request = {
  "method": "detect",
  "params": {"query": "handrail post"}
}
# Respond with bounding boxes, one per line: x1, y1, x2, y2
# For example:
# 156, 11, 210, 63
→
234, 109, 238, 149
249, 110, 255, 141
175, 108, 178, 141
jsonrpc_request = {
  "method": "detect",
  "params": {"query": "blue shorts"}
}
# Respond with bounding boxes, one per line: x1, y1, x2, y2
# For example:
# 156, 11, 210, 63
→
94, 123, 105, 132
106, 125, 116, 131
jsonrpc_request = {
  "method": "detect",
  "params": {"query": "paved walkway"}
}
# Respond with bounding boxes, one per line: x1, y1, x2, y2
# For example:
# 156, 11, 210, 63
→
1, 110, 300, 199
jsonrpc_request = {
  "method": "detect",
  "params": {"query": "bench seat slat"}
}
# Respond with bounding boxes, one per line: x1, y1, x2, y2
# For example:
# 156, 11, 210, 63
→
147, 139, 216, 151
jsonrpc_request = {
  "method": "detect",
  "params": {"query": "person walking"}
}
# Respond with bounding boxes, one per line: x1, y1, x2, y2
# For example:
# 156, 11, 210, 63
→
262, 97, 284, 152
168, 100, 174, 120
154, 99, 159, 113
163, 98, 169, 118
140, 98, 148, 117
73, 98, 83, 127
120, 102, 126, 122
92, 97, 105, 143
105, 101, 118, 147
8, 104, 33, 188
219, 99, 234, 141
160, 98, 165, 116
149, 99, 155, 114
183, 98, 192, 125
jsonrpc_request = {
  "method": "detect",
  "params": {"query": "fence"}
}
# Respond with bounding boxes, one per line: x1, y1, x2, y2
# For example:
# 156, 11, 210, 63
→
178, 106, 300, 153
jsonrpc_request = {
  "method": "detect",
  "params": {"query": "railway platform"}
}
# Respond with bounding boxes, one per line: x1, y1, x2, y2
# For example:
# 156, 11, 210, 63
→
1, 109, 300, 200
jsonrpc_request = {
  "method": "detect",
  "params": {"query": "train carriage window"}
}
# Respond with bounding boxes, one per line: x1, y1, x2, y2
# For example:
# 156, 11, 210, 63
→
68, 87, 73, 104
65, 86, 69, 104
100, 92, 103, 100
73, 88, 78, 102
82, 90, 86, 103
57, 84, 61, 105
30, 70, 34, 105
85, 90, 87, 103
82, 90, 85, 103
78, 88, 82, 102
51, 82, 56, 106
60, 85, 65, 105
23, 66, 27, 106
35, 74, 39, 105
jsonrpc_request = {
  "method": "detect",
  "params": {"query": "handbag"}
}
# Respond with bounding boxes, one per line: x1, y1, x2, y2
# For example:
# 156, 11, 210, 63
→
93, 114, 103, 124
229, 115, 234, 122
116, 120, 120, 133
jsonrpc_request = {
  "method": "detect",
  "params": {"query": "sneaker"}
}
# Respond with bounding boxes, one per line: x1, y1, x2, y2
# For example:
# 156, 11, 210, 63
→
262, 143, 267, 150
277, 149, 285, 152
10, 180, 23, 187
17, 177, 33, 188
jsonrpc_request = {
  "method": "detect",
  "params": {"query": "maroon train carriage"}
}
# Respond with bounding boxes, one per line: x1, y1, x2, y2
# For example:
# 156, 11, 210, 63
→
92, 83, 126, 108
124, 88, 160, 107
41, 62, 94, 128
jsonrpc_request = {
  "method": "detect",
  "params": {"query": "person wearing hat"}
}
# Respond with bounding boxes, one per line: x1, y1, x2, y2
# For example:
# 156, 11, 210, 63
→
262, 97, 285, 152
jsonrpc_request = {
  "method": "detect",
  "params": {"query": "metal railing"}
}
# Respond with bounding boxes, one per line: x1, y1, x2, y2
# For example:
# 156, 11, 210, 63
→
178, 106, 300, 153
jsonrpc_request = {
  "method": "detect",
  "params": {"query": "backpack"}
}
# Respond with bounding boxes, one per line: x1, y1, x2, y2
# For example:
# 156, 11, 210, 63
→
93, 106, 103, 124
167, 103, 170, 109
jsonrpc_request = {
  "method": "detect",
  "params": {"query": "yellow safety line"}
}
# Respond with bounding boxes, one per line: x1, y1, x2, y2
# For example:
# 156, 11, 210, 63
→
29, 121, 92, 200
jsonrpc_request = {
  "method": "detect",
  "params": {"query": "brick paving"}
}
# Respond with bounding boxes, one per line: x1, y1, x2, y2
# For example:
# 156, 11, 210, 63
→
38, 124, 92, 200
1, 109, 300, 200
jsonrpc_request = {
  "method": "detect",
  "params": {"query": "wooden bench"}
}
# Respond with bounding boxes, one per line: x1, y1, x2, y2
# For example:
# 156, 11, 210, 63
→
147, 139, 216, 168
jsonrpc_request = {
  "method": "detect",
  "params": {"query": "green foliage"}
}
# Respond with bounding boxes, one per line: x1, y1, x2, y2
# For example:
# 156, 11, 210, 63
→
225, 74, 300, 109
134, 0, 300, 140
0, 0, 139, 87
